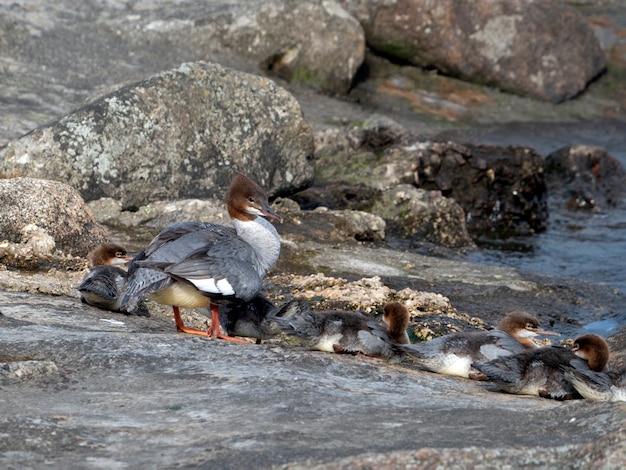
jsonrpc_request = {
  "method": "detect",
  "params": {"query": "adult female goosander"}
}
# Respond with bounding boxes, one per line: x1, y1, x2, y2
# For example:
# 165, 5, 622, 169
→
77, 244, 133, 312
565, 365, 626, 402
120, 173, 282, 341
399, 311, 559, 378
273, 301, 409, 361
218, 295, 299, 344
472, 333, 610, 400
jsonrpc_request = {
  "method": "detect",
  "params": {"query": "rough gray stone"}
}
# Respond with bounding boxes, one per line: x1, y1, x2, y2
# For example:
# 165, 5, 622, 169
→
0, 177, 110, 260
0, 61, 315, 210
340, 0, 607, 102
0, 266, 625, 468
372, 184, 472, 249
200, 0, 366, 95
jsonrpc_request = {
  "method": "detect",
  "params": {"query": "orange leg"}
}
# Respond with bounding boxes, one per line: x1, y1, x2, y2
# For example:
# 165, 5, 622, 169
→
206, 304, 249, 343
173, 306, 211, 336
172, 305, 248, 343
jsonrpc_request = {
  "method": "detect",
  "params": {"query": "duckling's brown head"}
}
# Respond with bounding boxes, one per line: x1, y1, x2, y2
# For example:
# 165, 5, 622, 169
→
498, 311, 559, 348
572, 334, 610, 372
382, 302, 410, 344
88, 244, 132, 268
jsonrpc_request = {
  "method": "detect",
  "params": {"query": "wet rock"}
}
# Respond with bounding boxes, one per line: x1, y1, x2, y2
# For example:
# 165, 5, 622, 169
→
312, 121, 546, 240
545, 145, 626, 211
413, 142, 548, 237
372, 185, 472, 249
275, 198, 386, 244
0, 178, 110, 262
0, 61, 315, 210
293, 183, 381, 212
340, 0, 606, 102
1, 270, 625, 468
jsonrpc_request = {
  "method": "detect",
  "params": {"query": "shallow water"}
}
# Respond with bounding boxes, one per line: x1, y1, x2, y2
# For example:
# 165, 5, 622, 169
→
440, 120, 626, 296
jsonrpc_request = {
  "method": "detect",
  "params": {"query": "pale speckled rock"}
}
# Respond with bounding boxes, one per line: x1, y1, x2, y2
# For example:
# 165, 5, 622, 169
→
106, 0, 364, 95
0, 61, 315, 209
87, 197, 229, 232
0, 360, 59, 382
0, 177, 110, 259
373, 184, 473, 248
194, 0, 366, 95
340, 0, 606, 102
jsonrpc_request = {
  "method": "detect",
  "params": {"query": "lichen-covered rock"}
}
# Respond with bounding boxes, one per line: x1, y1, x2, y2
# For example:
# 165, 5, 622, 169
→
340, 0, 606, 102
88, 197, 229, 233
0, 178, 110, 260
545, 145, 626, 211
0, 61, 315, 210
372, 184, 473, 248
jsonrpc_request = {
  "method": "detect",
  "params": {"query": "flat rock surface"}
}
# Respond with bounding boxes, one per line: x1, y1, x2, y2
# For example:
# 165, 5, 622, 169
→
0, 291, 624, 469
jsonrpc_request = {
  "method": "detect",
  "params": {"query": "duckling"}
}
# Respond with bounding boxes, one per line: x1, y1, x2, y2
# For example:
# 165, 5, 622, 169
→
400, 311, 558, 378
78, 244, 133, 313
218, 295, 300, 344
472, 333, 610, 400
273, 302, 410, 361
383, 302, 410, 344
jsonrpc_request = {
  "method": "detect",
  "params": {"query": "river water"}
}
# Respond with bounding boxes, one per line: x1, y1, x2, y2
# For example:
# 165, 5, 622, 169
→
438, 120, 626, 300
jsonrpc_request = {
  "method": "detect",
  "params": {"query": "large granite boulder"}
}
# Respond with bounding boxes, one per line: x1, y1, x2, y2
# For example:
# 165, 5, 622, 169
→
0, 61, 315, 210
0, 0, 363, 149
0, 178, 110, 262
340, 0, 607, 102
545, 145, 626, 211
170, 0, 366, 95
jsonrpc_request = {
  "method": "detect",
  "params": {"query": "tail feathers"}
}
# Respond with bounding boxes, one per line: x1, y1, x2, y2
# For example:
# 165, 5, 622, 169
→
563, 366, 613, 401
398, 343, 429, 360
272, 299, 307, 319
470, 356, 522, 384
272, 308, 320, 339
77, 277, 118, 302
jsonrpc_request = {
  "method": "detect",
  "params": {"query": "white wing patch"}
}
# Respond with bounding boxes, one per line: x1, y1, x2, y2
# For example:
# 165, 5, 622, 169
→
189, 277, 235, 296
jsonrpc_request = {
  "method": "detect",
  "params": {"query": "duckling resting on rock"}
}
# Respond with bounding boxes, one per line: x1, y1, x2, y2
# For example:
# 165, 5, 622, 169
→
273, 301, 410, 361
472, 333, 610, 400
78, 244, 136, 313
218, 295, 300, 344
399, 311, 559, 379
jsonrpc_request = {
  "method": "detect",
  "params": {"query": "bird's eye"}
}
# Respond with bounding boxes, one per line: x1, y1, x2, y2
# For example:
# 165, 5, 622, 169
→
526, 323, 534, 329
116, 252, 123, 257
248, 196, 256, 203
